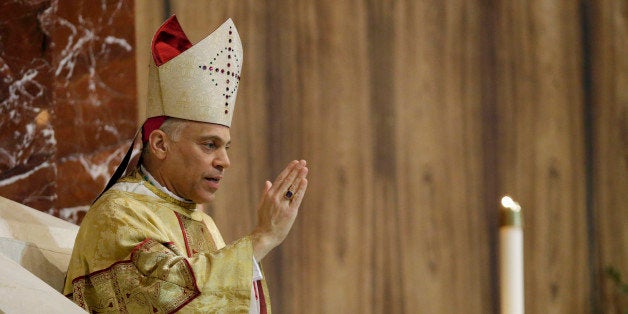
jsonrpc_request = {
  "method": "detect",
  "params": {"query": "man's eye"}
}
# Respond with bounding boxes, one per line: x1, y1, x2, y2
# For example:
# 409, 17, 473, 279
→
205, 142, 216, 149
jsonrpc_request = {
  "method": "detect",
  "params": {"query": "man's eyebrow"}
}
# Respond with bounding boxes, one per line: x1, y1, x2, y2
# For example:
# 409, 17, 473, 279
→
198, 135, 231, 145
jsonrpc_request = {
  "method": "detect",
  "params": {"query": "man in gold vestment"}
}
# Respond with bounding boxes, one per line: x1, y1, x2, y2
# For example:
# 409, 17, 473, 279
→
63, 16, 308, 313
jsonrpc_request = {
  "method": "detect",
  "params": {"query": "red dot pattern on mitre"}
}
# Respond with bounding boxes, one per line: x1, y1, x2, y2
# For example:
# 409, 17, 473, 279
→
196, 23, 241, 116
143, 15, 192, 142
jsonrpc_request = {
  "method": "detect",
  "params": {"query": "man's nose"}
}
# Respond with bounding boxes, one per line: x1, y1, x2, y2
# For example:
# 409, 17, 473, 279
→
214, 148, 230, 169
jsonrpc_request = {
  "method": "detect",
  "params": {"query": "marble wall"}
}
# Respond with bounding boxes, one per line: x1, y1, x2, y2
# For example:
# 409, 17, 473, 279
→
0, 0, 137, 224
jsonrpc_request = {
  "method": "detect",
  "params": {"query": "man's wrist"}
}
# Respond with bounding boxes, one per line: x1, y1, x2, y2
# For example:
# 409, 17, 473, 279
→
250, 232, 276, 261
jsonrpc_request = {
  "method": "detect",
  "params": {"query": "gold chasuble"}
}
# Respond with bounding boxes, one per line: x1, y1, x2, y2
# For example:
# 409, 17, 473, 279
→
63, 171, 271, 313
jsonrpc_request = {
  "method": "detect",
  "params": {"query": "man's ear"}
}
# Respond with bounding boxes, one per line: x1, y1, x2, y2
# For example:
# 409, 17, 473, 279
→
148, 130, 169, 160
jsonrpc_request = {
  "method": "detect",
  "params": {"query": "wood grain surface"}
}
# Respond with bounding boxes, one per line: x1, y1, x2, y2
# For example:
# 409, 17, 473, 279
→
134, 1, 627, 312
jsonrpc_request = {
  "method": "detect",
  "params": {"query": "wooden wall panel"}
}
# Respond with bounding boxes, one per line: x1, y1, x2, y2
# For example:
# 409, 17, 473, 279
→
589, 0, 628, 312
494, 1, 590, 313
392, 1, 493, 313
134, 0, 626, 313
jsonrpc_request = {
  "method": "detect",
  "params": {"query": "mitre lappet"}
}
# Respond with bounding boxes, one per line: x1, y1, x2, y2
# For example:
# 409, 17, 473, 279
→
101, 15, 244, 195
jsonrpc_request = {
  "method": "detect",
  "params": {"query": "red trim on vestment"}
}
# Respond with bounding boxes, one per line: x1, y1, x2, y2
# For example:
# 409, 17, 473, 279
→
71, 238, 170, 286
169, 259, 202, 313
130, 238, 152, 257
71, 259, 134, 286
175, 212, 193, 257
254, 281, 258, 300
69, 259, 137, 309
69, 238, 201, 314
256, 280, 267, 314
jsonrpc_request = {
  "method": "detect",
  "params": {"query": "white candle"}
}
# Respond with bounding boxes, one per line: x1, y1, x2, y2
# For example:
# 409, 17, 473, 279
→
499, 196, 524, 314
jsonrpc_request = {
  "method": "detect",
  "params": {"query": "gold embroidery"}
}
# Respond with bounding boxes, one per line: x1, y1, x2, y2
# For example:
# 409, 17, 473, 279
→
175, 213, 217, 256
71, 239, 199, 313
65, 178, 270, 312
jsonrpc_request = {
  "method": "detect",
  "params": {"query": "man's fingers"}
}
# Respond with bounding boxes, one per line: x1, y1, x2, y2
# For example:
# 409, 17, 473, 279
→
257, 181, 272, 212
271, 160, 298, 190
289, 177, 308, 208
282, 163, 309, 201
273, 160, 306, 197
281, 160, 306, 190
287, 167, 308, 206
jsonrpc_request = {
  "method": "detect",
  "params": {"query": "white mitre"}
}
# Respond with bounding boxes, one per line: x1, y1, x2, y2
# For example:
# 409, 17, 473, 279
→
147, 15, 243, 126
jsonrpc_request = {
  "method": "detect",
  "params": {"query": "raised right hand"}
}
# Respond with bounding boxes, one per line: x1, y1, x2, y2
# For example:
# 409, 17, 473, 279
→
250, 160, 309, 260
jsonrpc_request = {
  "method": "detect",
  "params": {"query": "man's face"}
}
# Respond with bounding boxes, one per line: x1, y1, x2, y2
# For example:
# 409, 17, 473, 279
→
162, 121, 231, 204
